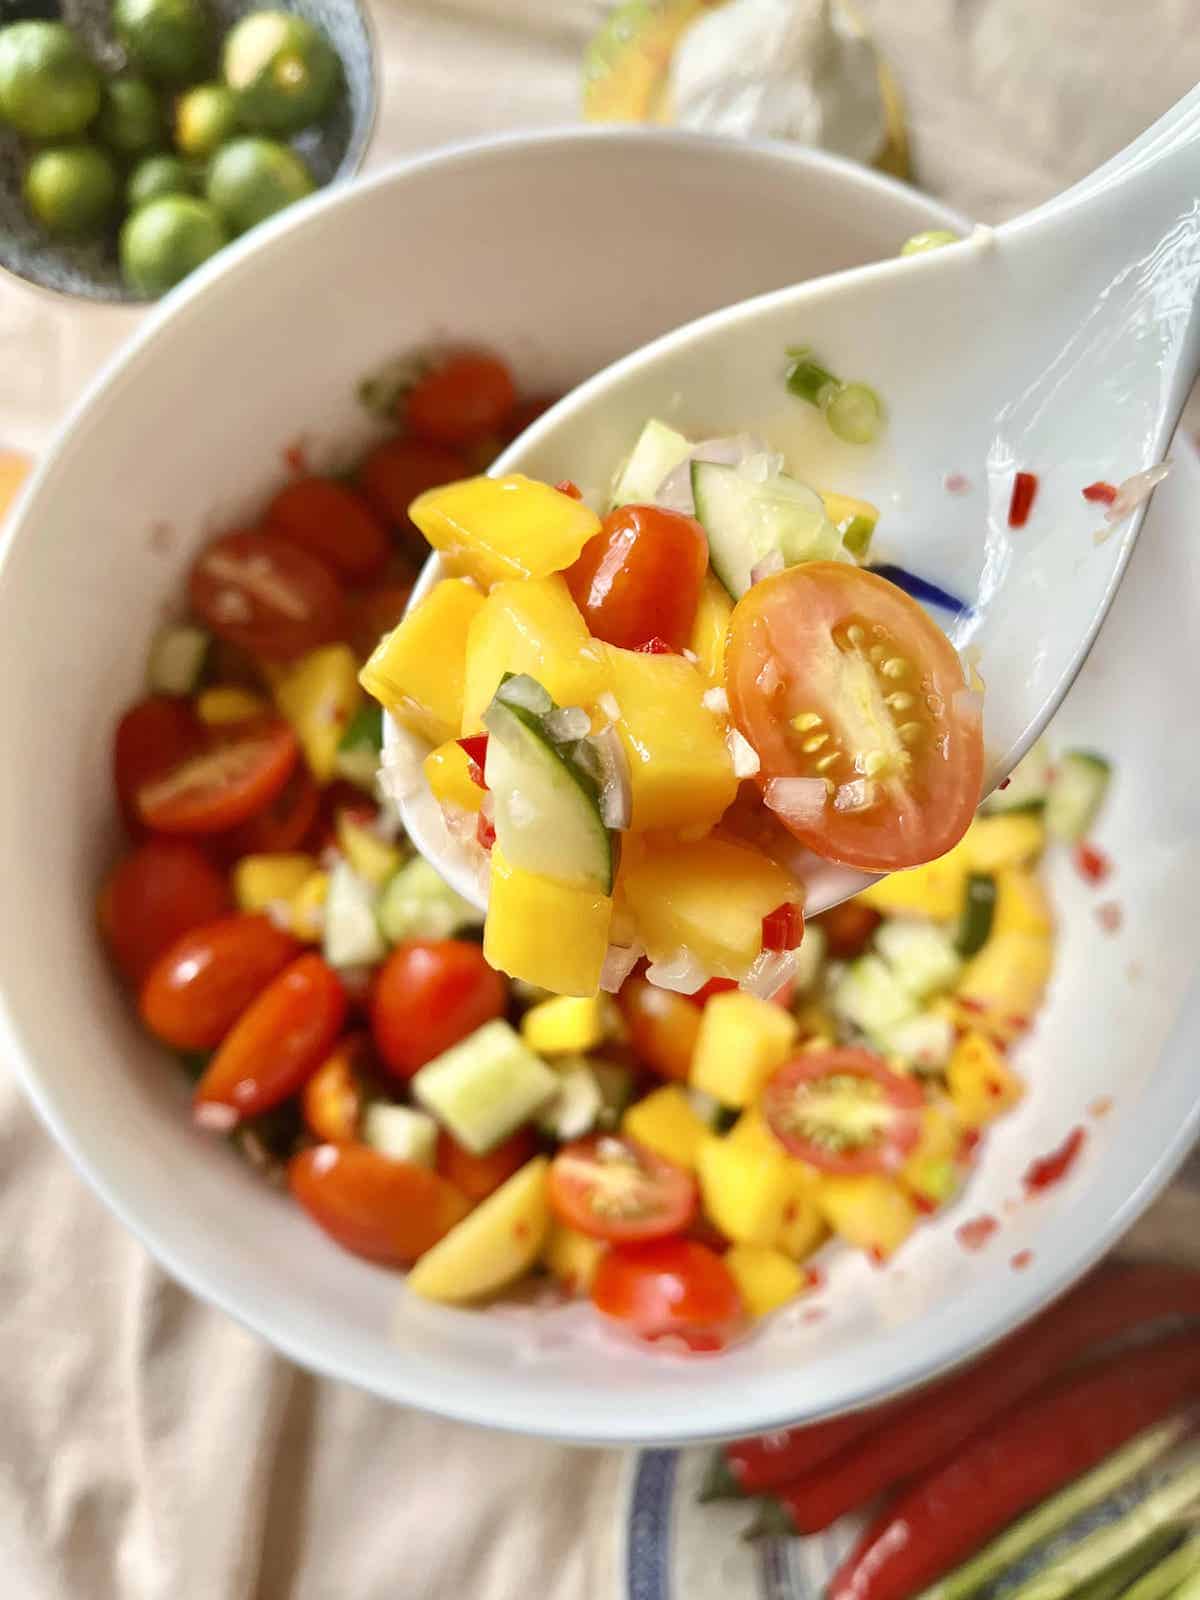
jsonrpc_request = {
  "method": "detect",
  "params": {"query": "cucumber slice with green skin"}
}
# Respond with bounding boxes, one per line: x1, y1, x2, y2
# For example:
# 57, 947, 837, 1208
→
1045, 750, 1112, 843
832, 954, 918, 1038
412, 1018, 559, 1155
147, 622, 209, 695
984, 737, 1052, 815
483, 675, 613, 893
957, 873, 997, 956
322, 862, 385, 968
362, 1102, 437, 1167
535, 1058, 604, 1141
881, 1011, 955, 1072
334, 702, 383, 791
610, 418, 692, 507
874, 919, 963, 1000
376, 857, 483, 944
691, 460, 843, 599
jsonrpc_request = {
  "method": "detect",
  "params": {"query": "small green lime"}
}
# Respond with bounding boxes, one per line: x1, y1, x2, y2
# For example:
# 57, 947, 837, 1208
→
120, 193, 229, 295
205, 135, 312, 233
0, 21, 102, 140
126, 152, 197, 209
112, 0, 210, 86
175, 81, 238, 158
24, 143, 119, 238
96, 74, 164, 155
221, 9, 339, 134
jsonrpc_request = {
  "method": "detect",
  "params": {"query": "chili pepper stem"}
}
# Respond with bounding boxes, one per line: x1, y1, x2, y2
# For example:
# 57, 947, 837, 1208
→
743, 1498, 797, 1542
698, 1451, 745, 1503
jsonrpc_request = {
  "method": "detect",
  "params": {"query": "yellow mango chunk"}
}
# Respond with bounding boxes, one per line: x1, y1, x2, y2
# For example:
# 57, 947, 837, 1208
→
409, 474, 601, 589
604, 644, 737, 833
485, 848, 612, 997
275, 644, 361, 783
233, 853, 317, 912
954, 931, 1053, 1040
406, 1157, 549, 1304
196, 686, 269, 725
335, 813, 403, 887
777, 1184, 828, 1262
689, 573, 734, 685
725, 1243, 806, 1318
900, 1098, 964, 1209
360, 579, 483, 746
623, 837, 795, 979
461, 576, 609, 734
697, 1134, 792, 1246
947, 1031, 1025, 1127
817, 1173, 916, 1261
965, 813, 1046, 872
521, 995, 608, 1055
993, 867, 1054, 939
856, 839, 972, 921
690, 991, 798, 1107
423, 740, 484, 814
542, 1221, 607, 1295
622, 1085, 710, 1171
288, 870, 328, 941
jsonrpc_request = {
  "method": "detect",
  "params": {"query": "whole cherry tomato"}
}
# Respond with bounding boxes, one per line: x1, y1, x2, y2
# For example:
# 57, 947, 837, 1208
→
592, 1238, 744, 1351
264, 475, 390, 582
618, 977, 701, 1082
369, 940, 507, 1080
139, 913, 301, 1049
136, 717, 298, 836
565, 504, 708, 652
358, 438, 469, 534
436, 1127, 537, 1205
189, 529, 345, 661
113, 696, 201, 835
289, 1143, 470, 1266
98, 838, 230, 985
403, 351, 517, 448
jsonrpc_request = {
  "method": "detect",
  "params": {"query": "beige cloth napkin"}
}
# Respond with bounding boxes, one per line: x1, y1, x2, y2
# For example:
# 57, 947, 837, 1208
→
5, 4, 1200, 1596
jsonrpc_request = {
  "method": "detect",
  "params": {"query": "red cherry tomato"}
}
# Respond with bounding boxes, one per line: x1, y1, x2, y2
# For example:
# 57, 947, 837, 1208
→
592, 1238, 743, 1351
301, 1032, 371, 1144
762, 1048, 924, 1176
189, 529, 345, 661
436, 1127, 537, 1204
264, 475, 390, 582
501, 392, 560, 442
726, 563, 984, 872
113, 696, 202, 834
548, 1135, 697, 1242
618, 976, 701, 1082
289, 1143, 470, 1266
139, 913, 301, 1050
135, 717, 298, 836
369, 940, 507, 1080
98, 838, 230, 985
221, 764, 320, 858
403, 351, 517, 448
349, 579, 414, 660
816, 898, 882, 960
195, 953, 347, 1120
565, 504, 708, 652
358, 437, 470, 532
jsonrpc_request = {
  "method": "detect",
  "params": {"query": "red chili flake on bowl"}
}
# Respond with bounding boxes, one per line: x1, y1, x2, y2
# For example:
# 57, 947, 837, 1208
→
283, 437, 310, 475
1089, 1095, 1114, 1119
997, 776, 1012, 791
1011, 1249, 1034, 1271
867, 1246, 887, 1268
943, 472, 971, 495
802, 1306, 826, 1324
1096, 901, 1123, 934
475, 809, 496, 852
956, 1215, 998, 1251
1074, 841, 1111, 884
1024, 1126, 1086, 1193
634, 636, 673, 655
1082, 480, 1118, 505
959, 1128, 983, 1161
1008, 471, 1039, 528
804, 1265, 825, 1292
555, 479, 583, 500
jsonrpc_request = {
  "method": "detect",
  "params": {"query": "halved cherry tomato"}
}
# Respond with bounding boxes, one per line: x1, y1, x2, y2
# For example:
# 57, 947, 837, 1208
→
98, 838, 230, 985
195, 953, 346, 1120
289, 1143, 470, 1266
358, 437, 470, 534
816, 898, 882, 960
436, 1126, 537, 1204
264, 475, 390, 582
591, 1238, 743, 1351
113, 696, 201, 834
565, 504, 708, 652
139, 913, 301, 1049
222, 764, 320, 858
301, 1032, 371, 1143
726, 563, 984, 871
403, 351, 517, 448
189, 530, 345, 661
349, 578, 414, 660
618, 977, 701, 1082
136, 717, 298, 835
548, 1134, 697, 1242
762, 1048, 924, 1175
369, 939, 507, 1080
501, 392, 560, 443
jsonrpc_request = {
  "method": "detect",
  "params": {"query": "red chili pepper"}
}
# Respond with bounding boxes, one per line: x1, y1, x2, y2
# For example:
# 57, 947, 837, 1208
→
827, 1331, 1200, 1600
1074, 841, 1111, 884
1083, 480, 1119, 505
1008, 470, 1039, 528
475, 810, 496, 851
1024, 1125, 1086, 1192
955, 1215, 998, 1251
761, 902, 804, 951
457, 734, 489, 789
724, 1406, 902, 1495
687, 977, 738, 1008
555, 479, 583, 500
766, 1262, 1200, 1533
634, 636, 674, 655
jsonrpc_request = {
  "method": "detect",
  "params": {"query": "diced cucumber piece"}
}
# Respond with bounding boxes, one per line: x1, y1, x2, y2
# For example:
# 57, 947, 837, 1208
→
536, 1057, 604, 1141
984, 738, 1052, 815
610, 418, 692, 507
956, 873, 997, 957
362, 1102, 437, 1167
792, 923, 828, 995
881, 1011, 955, 1072
334, 702, 383, 792
592, 1059, 635, 1129
1046, 750, 1112, 843
875, 919, 963, 1000
483, 675, 613, 893
832, 954, 917, 1038
147, 623, 209, 696
413, 1019, 559, 1155
691, 460, 842, 598
377, 857, 483, 944
686, 1088, 724, 1127
322, 862, 385, 968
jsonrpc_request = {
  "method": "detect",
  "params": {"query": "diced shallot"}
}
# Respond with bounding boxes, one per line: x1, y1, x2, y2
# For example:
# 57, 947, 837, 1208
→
600, 942, 645, 994
654, 434, 769, 514
1105, 464, 1171, 522
764, 776, 829, 827
726, 728, 760, 777
645, 948, 709, 995
701, 686, 730, 714
591, 725, 633, 830
834, 779, 878, 813
750, 549, 785, 585
740, 948, 801, 999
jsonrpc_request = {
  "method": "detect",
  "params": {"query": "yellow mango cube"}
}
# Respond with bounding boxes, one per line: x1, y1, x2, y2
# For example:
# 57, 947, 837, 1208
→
817, 1174, 917, 1261
965, 813, 1046, 872
604, 644, 738, 833
622, 838, 795, 979
688, 574, 734, 685
690, 991, 798, 1107
335, 813, 403, 887
289, 869, 329, 941
856, 839, 972, 921
409, 474, 601, 589
622, 1085, 711, 1171
993, 868, 1054, 939
461, 576, 609, 734
777, 1185, 828, 1262
233, 853, 317, 912
955, 931, 1053, 1039
485, 848, 612, 997
725, 1244, 806, 1319
360, 579, 483, 746
423, 740, 484, 814
696, 1135, 793, 1245
407, 1157, 549, 1304
900, 1098, 964, 1209
196, 686, 269, 725
542, 1221, 607, 1295
275, 643, 362, 783
947, 1031, 1025, 1127
521, 995, 608, 1055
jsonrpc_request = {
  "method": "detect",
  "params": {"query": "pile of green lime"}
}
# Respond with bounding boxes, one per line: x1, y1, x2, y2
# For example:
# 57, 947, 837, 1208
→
0, 5, 343, 297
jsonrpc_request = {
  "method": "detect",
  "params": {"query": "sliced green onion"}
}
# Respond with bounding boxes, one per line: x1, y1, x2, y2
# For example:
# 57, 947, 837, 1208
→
902, 229, 959, 255
822, 382, 884, 445
1071, 1533, 1179, 1600
785, 347, 838, 406
1121, 1535, 1200, 1600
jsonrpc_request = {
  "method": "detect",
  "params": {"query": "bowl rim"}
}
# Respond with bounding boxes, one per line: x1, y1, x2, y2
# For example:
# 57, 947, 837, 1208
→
7, 124, 1199, 1445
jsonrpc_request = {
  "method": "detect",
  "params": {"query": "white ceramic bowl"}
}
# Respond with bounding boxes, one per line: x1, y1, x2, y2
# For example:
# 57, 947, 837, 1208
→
2, 128, 1199, 1446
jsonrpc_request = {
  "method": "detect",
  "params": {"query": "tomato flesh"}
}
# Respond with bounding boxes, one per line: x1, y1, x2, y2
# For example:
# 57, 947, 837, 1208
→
726, 563, 983, 872
437, 1127, 537, 1205
139, 912, 301, 1050
264, 475, 390, 582
566, 504, 708, 652
136, 717, 298, 835
289, 1144, 470, 1266
403, 351, 517, 448
301, 1033, 371, 1143
763, 1048, 924, 1175
113, 696, 202, 835
619, 976, 701, 1082
369, 940, 507, 1080
549, 1135, 697, 1242
592, 1238, 743, 1351
98, 838, 230, 985
189, 529, 345, 661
